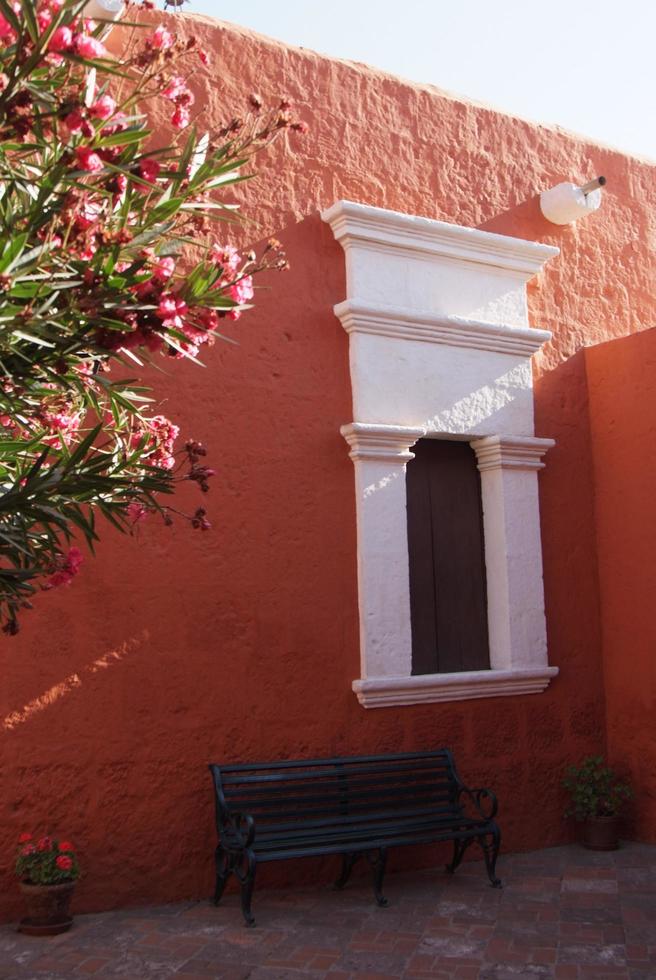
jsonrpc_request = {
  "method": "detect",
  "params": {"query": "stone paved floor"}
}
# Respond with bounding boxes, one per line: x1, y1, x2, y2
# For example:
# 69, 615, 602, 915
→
2, 843, 656, 980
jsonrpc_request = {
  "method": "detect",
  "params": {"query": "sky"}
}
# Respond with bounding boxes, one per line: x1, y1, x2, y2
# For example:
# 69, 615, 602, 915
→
186, 0, 656, 163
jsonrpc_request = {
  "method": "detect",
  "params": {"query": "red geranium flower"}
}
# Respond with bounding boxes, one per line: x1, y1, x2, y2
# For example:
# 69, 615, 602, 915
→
55, 855, 73, 871
58, 841, 74, 852
37, 836, 52, 852
18, 833, 32, 843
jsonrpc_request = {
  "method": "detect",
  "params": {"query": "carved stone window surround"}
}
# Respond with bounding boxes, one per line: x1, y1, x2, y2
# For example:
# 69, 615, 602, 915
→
323, 201, 560, 708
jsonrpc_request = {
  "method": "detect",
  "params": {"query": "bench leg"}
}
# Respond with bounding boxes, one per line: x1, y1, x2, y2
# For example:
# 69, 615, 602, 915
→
334, 852, 360, 890
367, 847, 389, 908
213, 846, 232, 906
478, 828, 502, 888
235, 850, 257, 927
445, 838, 470, 876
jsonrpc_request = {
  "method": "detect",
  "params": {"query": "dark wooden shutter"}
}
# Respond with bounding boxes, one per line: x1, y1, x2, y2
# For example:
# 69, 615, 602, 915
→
406, 438, 490, 674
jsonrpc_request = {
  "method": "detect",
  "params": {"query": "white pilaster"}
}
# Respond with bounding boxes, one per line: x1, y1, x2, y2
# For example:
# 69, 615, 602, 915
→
341, 424, 425, 678
471, 436, 555, 672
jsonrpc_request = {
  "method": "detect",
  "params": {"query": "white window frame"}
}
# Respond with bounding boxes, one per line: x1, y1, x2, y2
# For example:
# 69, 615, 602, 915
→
322, 200, 560, 708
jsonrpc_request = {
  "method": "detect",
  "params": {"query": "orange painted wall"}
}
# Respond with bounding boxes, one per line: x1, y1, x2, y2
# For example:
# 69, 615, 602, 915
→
1, 11, 655, 920
586, 330, 656, 840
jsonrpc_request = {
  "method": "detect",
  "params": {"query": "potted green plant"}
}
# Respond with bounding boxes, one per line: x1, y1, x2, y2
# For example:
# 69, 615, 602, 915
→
15, 834, 80, 935
563, 756, 632, 851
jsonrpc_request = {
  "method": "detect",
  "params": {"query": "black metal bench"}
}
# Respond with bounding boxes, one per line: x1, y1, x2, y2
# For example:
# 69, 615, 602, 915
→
208, 748, 501, 926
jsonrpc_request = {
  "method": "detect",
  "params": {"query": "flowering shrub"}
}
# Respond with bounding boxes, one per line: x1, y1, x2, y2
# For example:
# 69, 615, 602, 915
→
563, 756, 633, 819
0, 0, 304, 633
15, 834, 80, 885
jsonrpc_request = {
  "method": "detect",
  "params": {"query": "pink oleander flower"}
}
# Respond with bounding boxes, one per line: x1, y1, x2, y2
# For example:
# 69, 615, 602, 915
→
45, 547, 83, 590
37, 8, 52, 32
171, 106, 190, 130
79, 238, 98, 261
147, 415, 180, 470
162, 76, 188, 101
75, 147, 103, 173
89, 94, 116, 120
75, 34, 106, 59
157, 293, 187, 329
0, 14, 17, 42
48, 24, 73, 51
63, 109, 85, 134
139, 158, 161, 185
153, 256, 175, 281
229, 275, 254, 306
41, 405, 82, 447
210, 243, 240, 273
147, 25, 173, 50
196, 308, 219, 332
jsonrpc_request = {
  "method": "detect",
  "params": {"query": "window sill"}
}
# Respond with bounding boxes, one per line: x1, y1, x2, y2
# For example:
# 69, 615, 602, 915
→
352, 667, 559, 708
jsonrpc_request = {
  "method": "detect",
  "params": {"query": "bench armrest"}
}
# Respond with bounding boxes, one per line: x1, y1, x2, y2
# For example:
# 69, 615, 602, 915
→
457, 785, 498, 821
219, 810, 256, 850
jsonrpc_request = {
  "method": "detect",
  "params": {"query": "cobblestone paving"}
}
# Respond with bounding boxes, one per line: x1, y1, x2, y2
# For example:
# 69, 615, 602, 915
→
1, 843, 655, 979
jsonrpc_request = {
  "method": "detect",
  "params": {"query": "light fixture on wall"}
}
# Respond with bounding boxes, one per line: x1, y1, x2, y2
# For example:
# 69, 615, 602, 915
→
540, 176, 606, 225
83, 0, 124, 31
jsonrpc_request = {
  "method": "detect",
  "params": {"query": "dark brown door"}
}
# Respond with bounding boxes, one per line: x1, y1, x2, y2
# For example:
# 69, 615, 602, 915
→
406, 438, 490, 674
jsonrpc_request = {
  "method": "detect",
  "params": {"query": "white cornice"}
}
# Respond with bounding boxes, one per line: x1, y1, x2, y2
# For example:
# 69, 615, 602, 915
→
353, 667, 559, 708
471, 435, 555, 472
322, 200, 560, 279
341, 422, 426, 462
334, 300, 552, 357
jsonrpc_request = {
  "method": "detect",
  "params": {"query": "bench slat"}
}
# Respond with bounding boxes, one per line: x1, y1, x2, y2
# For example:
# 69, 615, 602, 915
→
218, 749, 451, 773
255, 811, 471, 846
249, 802, 462, 835
258, 824, 492, 862
220, 758, 451, 786
223, 783, 453, 810
223, 769, 454, 796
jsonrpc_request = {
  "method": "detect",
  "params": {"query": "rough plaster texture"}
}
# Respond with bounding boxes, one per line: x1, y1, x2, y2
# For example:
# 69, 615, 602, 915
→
586, 330, 656, 842
1, 9, 654, 921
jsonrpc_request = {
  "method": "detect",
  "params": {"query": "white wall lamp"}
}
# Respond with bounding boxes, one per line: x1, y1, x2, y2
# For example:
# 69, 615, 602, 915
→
540, 176, 606, 225
83, 0, 124, 32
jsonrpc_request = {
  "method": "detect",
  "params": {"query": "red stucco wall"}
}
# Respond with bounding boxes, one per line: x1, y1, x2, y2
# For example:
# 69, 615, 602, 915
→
1, 11, 655, 920
586, 330, 656, 841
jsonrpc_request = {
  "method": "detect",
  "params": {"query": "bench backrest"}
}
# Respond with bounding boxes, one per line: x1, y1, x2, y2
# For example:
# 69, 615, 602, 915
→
209, 749, 464, 833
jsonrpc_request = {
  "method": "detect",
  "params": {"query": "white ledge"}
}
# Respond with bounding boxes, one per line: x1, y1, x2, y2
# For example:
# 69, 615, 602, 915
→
334, 300, 552, 357
341, 422, 426, 462
472, 435, 556, 471
322, 200, 560, 279
353, 667, 559, 708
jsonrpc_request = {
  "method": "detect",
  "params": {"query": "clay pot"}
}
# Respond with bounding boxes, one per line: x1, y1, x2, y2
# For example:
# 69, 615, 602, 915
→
18, 881, 75, 936
582, 815, 620, 851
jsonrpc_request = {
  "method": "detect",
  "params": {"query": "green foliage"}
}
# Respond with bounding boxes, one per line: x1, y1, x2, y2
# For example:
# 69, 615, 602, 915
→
563, 756, 632, 820
0, 0, 300, 632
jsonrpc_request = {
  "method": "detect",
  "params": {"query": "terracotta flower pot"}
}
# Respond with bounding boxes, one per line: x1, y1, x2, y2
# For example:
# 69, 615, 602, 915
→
582, 814, 620, 851
18, 880, 75, 936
